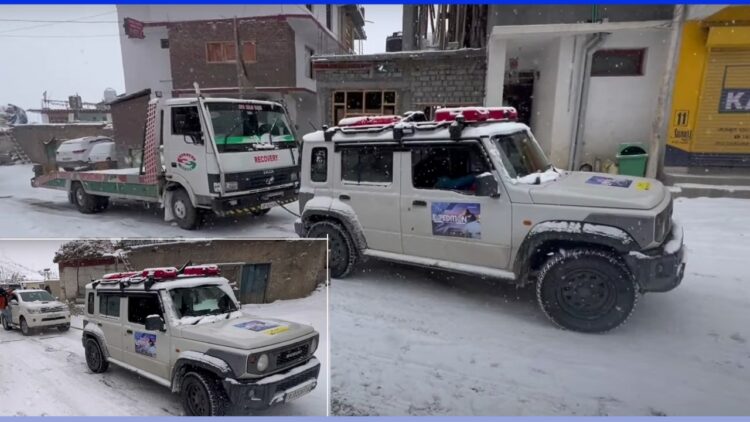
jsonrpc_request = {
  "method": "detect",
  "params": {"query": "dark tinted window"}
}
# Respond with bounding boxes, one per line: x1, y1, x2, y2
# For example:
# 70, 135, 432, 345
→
128, 294, 163, 325
171, 106, 201, 135
341, 147, 393, 184
412, 144, 489, 193
99, 294, 120, 318
591, 49, 646, 77
87, 293, 94, 314
311, 147, 328, 182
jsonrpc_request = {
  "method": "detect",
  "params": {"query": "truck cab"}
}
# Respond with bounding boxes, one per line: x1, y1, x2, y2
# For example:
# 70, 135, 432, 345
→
82, 264, 320, 416
32, 96, 300, 230
296, 107, 685, 333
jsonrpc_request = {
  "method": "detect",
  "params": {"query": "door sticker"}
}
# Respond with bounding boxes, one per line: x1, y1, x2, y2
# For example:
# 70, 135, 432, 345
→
635, 181, 651, 191
431, 202, 481, 239
176, 153, 197, 171
585, 176, 632, 188
134, 332, 157, 358
234, 320, 288, 335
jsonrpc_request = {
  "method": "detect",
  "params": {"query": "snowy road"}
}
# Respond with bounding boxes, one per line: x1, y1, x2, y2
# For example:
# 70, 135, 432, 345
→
0, 287, 327, 416
330, 197, 750, 416
0, 165, 296, 237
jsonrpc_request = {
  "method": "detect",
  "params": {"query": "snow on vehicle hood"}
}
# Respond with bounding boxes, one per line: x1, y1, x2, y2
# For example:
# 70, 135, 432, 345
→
528, 171, 666, 210
177, 314, 314, 350
25, 301, 67, 312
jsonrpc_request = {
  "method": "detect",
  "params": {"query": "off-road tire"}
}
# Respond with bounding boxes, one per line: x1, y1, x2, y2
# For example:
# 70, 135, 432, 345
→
537, 248, 638, 333
307, 220, 357, 278
171, 188, 201, 230
84, 337, 109, 373
1, 315, 11, 331
20, 317, 31, 336
251, 208, 271, 217
181, 371, 228, 416
57, 324, 70, 332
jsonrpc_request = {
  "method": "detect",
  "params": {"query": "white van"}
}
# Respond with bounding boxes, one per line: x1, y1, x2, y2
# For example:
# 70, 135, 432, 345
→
56, 136, 114, 170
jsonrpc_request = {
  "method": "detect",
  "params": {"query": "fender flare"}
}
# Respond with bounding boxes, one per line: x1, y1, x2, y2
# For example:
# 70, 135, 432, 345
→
170, 355, 234, 393
82, 327, 111, 359
164, 175, 198, 206
513, 220, 638, 280
300, 200, 367, 252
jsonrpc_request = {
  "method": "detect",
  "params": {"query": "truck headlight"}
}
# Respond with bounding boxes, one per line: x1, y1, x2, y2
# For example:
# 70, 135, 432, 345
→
310, 336, 318, 354
27, 308, 40, 314
225, 181, 239, 191
256, 353, 269, 372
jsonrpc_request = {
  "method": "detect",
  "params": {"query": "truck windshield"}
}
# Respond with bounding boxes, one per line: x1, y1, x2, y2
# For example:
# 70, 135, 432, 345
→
20, 291, 55, 302
206, 102, 296, 153
169, 285, 238, 318
491, 131, 551, 178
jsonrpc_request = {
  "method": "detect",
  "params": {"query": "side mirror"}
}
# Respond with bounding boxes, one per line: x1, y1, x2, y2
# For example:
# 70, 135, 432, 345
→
475, 173, 501, 198
145, 315, 166, 332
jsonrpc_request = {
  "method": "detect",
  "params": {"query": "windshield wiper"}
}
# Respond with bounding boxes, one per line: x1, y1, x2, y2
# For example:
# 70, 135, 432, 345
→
222, 116, 245, 145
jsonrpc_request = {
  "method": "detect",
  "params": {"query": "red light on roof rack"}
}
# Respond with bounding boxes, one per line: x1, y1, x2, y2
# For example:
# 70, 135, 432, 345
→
102, 271, 139, 280
338, 115, 402, 127
434, 106, 517, 123
141, 267, 178, 280
183, 264, 221, 277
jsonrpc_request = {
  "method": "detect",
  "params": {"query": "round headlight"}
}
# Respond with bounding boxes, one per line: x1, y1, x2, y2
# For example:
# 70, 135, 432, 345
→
256, 353, 269, 372
310, 337, 318, 354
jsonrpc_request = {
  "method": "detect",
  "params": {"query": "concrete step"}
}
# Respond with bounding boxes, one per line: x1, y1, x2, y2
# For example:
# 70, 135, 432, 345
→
669, 182, 750, 199
663, 166, 750, 187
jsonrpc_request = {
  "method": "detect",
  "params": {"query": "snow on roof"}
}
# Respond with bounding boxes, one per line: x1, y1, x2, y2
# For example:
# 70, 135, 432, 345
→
88, 275, 228, 292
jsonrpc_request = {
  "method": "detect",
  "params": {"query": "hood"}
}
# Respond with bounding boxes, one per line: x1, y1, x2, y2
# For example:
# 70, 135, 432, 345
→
528, 172, 666, 210
26, 301, 67, 311
177, 314, 314, 350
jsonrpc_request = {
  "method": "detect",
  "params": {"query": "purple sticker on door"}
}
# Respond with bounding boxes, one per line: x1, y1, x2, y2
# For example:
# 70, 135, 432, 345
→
586, 176, 632, 188
234, 320, 280, 332
134, 331, 157, 358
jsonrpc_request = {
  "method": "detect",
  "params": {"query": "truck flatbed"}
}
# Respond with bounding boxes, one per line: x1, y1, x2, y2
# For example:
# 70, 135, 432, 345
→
32, 168, 159, 201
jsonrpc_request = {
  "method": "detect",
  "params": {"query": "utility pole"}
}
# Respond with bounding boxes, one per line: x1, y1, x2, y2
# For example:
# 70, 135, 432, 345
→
234, 16, 253, 99
647, 4, 686, 179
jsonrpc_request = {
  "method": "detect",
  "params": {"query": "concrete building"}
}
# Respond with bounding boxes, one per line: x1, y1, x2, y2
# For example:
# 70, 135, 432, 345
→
116, 5, 366, 134
313, 48, 486, 125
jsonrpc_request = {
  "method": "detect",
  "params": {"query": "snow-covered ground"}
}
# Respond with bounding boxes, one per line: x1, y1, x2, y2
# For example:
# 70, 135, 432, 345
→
0, 164, 296, 237
0, 286, 327, 416
330, 197, 750, 416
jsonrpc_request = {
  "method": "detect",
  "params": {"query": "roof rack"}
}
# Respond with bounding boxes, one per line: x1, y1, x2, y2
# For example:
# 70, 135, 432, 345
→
93, 264, 221, 290
323, 106, 518, 142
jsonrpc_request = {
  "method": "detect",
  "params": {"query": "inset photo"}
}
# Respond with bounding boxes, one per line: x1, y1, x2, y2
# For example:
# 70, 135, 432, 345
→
0, 238, 328, 416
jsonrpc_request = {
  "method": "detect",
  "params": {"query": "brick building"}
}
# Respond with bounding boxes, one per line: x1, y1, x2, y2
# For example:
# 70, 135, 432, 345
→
313, 48, 486, 125
116, 5, 366, 134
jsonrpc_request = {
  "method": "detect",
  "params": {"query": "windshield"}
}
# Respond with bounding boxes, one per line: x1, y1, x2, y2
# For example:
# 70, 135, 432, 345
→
207, 102, 296, 153
491, 131, 551, 178
169, 285, 238, 318
19, 291, 55, 302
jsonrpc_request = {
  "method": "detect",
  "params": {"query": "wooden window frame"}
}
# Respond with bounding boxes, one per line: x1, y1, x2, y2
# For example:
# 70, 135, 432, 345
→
206, 41, 257, 64
331, 90, 398, 124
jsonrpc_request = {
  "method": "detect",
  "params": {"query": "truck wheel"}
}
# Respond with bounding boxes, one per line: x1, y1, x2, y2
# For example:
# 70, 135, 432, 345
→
20, 317, 31, 336
307, 220, 357, 278
181, 372, 227, 416
171, 188, 200, 230
251, 208, 271, 217
537, 249, 637, 333
1, 315, 11, 331
72, 183, 98, 214
84, 338, 109, 373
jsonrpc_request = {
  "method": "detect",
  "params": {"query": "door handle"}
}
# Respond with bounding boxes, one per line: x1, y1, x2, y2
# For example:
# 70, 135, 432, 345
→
170, 162, 177, 168
339, 194, 350, 201
126, 329, 133, 334
412, 200, 427, 207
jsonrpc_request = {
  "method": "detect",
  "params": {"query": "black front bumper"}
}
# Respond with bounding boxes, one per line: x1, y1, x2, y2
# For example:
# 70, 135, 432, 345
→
626, 223, 686, 293
222, 357, 320, 411
211, 184, 299, 217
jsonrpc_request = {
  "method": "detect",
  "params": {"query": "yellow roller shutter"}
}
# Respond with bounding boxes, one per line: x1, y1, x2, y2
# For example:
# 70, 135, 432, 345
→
692, 47, 750, 155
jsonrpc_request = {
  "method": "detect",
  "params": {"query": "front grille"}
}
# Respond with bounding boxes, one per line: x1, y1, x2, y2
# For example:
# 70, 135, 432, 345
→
41, 306, 65, 313
208, 166, 298, 194
42, 316, 65, 322
276, 368, 314, 392
276, 342, 310, 367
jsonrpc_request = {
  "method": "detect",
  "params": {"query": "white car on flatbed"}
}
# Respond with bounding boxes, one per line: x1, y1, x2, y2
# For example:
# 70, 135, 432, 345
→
2, 289, 71, 335
82, 264, 320, 416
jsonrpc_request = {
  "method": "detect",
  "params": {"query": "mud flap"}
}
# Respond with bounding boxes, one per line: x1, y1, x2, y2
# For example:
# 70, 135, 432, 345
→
163, 190, 174, 222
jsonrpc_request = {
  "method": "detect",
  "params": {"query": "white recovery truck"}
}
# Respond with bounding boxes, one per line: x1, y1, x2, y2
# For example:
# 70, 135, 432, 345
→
32, 96, 300, 229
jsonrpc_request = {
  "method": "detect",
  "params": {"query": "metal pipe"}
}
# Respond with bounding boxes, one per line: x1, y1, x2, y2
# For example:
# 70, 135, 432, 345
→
568, 32, 608, 170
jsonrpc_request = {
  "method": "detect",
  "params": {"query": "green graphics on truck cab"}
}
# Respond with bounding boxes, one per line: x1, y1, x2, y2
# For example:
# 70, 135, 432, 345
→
296, 107, 685, 334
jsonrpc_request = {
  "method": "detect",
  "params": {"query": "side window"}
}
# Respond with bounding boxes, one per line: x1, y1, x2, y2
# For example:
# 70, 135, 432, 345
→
87, 293, 94, 314
128, 295, 163, 326
99, 294, 121, 318
341, 146, 393, 184
411, 144, 490, 194
171, 106, 202, 141
311, 147, 328, 182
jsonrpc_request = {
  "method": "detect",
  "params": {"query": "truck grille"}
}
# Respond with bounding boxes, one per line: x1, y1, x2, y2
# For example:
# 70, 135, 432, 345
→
41, 306, 65, 313
208, 166, 298, 194
275, 341, 311, 368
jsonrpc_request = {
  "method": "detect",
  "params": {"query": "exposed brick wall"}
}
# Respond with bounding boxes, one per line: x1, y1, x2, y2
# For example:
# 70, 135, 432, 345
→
314, 49, 487, 125
168, 18, 297, 91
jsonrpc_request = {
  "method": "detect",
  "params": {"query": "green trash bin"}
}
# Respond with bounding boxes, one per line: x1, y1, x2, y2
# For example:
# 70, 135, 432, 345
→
616, 143, 648, 177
